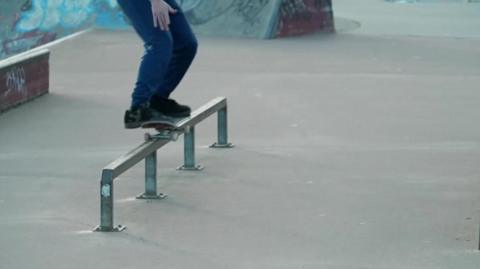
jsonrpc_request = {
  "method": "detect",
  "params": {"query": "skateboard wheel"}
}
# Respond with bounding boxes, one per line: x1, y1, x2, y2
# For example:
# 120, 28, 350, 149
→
144, 133, 152, 141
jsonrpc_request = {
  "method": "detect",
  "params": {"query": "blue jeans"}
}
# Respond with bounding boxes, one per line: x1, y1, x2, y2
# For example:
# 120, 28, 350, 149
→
117, 0, 198, 108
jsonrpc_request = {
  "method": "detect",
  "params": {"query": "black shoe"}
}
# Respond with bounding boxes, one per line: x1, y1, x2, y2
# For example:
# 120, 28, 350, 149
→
124, 104, 169, 129
149, 95, 191, 117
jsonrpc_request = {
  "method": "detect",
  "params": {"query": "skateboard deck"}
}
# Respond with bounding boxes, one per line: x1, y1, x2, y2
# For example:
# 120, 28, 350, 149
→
141, 117, 189, 142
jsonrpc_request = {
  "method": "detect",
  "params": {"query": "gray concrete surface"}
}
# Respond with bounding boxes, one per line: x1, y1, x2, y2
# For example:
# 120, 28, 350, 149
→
1, 1, 480, 268
334, 0, 480, 39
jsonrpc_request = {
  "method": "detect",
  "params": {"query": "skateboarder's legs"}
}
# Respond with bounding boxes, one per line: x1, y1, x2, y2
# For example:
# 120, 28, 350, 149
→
156, 0, 198, 99
117, 0, 197, 109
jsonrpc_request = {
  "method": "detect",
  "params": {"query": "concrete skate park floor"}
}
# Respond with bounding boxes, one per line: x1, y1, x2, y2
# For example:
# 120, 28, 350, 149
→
1, 27, 480, 269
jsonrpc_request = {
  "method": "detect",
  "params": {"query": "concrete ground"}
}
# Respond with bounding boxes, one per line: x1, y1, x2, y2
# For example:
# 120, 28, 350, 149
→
334, 0, 480, 38
1, 1, 480, 268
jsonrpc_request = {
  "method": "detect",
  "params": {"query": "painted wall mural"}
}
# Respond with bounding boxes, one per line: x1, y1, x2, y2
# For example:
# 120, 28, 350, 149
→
0, 0, 334, 60
0, 0, 124, 60
180, 0, 333, 38
276, 0, 334, 37
94, 0, 128, 29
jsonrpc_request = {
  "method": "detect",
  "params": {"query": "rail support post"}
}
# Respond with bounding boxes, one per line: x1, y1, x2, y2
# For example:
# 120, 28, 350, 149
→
178, 126, 204, 171
137, 151, 167, 199
94, 170, 126, 232
210, 107, 234, 148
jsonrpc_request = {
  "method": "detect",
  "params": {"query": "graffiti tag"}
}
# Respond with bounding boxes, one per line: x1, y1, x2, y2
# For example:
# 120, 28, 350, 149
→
4, 67, 27, 97
280, 0, 308, 20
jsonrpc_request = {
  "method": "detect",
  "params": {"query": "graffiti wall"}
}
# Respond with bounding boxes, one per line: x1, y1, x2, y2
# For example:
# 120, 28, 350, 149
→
1, 0, 86, 60
183, 0, 334, 38
276, 0, 334, 37
180, 0, 334, 38
0, 0, 334, 60
183, 0, 280, 38
0, 0, 128, 61
94, 0, 128, 29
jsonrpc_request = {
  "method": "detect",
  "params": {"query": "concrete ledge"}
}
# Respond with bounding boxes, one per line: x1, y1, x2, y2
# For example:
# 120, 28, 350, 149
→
0, 49, 50, 113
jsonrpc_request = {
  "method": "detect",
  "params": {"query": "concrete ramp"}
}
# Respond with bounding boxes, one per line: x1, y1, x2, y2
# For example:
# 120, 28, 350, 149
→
183, 0, 278, 38
182, 0, 334, 38
0, 0, 334, 61
97, 0, 334, 38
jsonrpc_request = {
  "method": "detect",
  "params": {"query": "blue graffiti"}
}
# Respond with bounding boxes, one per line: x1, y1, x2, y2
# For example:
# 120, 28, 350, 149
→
94, 0, 129, 29
94, 0, 204, 30
95, 0, 204, 29
15, 0, 239, 33
16, 0, 96, 32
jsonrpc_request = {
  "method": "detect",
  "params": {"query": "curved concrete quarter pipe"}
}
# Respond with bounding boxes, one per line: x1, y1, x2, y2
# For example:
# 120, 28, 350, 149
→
180, 0, 334, 38
0, 0, 334, 60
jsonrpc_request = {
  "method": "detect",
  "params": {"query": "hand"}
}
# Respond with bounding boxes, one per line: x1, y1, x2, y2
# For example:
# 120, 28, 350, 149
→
150, 0, 177, 31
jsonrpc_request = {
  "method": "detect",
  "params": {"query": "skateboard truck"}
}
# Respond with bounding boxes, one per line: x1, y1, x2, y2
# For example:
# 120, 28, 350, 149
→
144, 126, 191, 142
144, 130, 181, 142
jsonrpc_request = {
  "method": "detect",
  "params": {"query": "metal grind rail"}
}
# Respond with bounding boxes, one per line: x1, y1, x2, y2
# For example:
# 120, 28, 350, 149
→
94, 97, 234, 232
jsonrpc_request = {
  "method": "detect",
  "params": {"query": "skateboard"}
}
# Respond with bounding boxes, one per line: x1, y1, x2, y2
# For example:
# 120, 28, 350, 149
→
141, 117, 190, 142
